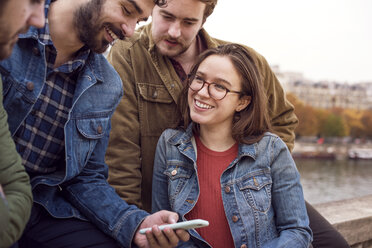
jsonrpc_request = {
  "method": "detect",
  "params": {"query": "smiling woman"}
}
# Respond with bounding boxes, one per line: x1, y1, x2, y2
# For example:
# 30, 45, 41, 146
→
151, 43, 312, 248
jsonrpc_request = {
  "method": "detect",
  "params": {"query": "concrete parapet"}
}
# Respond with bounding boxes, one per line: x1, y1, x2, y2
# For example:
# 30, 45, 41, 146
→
314, 195, 372, 248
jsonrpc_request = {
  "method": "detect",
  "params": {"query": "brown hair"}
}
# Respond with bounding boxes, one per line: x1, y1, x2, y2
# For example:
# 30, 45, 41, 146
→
199, 0, 217, 22
177, 43, 271, 144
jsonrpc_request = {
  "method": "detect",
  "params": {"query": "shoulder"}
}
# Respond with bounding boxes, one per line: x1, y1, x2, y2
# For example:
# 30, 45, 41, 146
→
204, 29, 272, 77
109, 26, 149, 62
256, 132, 289, 153
91, 53, 122, 85
160, 128, 184, 142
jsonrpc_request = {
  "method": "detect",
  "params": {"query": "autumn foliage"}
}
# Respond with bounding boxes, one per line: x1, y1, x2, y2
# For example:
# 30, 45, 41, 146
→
287, 93, 372, 138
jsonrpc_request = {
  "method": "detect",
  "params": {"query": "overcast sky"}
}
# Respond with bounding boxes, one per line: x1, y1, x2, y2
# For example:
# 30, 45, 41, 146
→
203, 0, 372, 84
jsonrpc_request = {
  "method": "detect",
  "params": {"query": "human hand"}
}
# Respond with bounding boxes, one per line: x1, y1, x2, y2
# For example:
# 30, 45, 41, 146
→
133, 210, 190, 248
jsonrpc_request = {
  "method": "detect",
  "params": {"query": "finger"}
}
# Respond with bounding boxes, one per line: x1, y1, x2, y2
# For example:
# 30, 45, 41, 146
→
145, 229, 160, 248
163, 227, 180, 247
176, 229, 190, 242
152, 225, 171, 248
160, 210, 178, 224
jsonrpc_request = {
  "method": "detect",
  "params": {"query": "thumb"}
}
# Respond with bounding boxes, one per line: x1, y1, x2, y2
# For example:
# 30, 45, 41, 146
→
162, 210, 179, 224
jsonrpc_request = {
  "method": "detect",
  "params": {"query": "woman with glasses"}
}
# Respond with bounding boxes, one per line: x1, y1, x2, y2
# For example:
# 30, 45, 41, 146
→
151, 44, 312, 248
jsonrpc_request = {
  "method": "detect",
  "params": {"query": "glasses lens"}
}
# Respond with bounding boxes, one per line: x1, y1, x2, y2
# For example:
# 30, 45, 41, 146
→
189, 78, 203, 91
210, 83, 227, 100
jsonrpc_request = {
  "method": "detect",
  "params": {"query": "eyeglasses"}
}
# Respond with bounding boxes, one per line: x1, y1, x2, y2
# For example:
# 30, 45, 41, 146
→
188, 75, 243, 100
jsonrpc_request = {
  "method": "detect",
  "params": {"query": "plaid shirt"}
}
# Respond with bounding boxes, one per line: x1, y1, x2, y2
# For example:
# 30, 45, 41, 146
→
13, 6, 90, 173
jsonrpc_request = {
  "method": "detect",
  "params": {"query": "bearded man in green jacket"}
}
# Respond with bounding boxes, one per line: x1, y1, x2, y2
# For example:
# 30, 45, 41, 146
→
105, 0, 349, 247
0, 0, 45, 247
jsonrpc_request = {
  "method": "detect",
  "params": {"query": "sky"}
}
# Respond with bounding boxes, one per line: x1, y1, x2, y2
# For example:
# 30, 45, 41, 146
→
203, 0, 372, 84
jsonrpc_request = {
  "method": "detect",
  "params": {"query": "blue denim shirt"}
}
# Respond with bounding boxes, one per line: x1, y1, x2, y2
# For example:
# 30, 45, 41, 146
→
152, 124, 312, 248
0, 27, 148, 247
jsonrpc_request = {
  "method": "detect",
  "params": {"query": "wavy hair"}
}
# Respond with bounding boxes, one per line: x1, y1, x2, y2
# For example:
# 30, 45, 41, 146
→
177, 43, 271, 144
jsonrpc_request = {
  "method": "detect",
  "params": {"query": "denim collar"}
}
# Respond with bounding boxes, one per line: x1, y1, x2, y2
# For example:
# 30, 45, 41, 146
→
169, 122, 258, 161
17, 0, 106, 84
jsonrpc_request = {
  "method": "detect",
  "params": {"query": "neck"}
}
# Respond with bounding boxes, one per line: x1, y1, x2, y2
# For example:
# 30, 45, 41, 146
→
172, 36, 200, 75
199, 124, 236, 152
49, 0, 85, 68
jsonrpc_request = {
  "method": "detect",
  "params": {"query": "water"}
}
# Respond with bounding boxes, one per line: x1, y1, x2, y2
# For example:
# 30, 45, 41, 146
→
295, 158, 372, 204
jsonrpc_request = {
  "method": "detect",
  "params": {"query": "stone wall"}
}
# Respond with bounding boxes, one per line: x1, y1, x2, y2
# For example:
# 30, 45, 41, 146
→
314, 195, 372, 248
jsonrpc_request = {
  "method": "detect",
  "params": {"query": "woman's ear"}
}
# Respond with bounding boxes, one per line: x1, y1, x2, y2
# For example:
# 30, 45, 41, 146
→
236, 95, 251, 112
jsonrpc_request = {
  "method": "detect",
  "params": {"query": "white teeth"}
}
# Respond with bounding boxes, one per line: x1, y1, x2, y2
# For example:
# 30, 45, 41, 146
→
105, 26, 118, 45
195, 100, 213, 109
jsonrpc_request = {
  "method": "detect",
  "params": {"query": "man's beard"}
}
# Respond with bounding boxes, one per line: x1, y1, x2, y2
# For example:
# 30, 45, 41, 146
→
154, 35, 190, 58
73, 0, 123, 54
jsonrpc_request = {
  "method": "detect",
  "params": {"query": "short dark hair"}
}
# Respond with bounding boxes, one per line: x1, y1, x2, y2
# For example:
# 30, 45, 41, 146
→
177, 43, 271, 144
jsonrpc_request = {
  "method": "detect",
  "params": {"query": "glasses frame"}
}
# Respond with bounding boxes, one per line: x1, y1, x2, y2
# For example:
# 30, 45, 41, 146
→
188, 77, 243, 100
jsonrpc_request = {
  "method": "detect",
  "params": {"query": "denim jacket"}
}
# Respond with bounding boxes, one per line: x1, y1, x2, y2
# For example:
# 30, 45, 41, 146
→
152, 124, 312, 248
0, 27, 148, 247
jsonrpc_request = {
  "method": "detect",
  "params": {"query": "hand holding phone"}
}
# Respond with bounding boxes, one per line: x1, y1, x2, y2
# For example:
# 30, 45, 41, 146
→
139, 219, 209, 234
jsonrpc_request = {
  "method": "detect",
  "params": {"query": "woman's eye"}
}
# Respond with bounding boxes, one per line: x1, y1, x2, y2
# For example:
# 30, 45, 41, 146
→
213, 84, 226, 91
195, 76, 204, 82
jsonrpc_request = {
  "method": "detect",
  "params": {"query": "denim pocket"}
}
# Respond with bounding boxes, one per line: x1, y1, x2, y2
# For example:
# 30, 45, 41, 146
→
164, 162, 193, 202
74, 115, 110, 169
76, 116, 110, 139
237, 169, 272, 212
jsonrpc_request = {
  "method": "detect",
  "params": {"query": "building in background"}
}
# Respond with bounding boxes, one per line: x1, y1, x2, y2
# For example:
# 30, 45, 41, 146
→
273, 65, 372, 110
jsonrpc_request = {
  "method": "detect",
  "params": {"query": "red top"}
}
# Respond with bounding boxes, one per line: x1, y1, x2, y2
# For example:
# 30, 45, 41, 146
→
185, 135, 237, 248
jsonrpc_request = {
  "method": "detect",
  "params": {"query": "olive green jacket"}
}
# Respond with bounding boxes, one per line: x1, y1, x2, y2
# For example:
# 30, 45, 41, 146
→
106, 24, 298, 211
0, 76, 33, 248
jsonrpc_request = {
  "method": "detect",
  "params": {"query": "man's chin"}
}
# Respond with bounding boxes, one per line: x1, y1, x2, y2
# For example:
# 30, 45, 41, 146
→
0, 43, 16, 60
157, 45, 183, 58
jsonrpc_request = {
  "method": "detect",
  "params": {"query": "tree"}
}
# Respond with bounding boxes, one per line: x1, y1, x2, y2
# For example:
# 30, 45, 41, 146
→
321, 113, 347, 137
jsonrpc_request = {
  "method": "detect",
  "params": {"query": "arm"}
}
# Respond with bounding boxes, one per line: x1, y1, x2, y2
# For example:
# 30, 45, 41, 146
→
151, 132, 173, 213
0, 83, 33, 247
263, 137, 312, 248
63, 122, 149, 247
247, 47, 298, 151
64, 115, 187, 248
105, 41, 143, 208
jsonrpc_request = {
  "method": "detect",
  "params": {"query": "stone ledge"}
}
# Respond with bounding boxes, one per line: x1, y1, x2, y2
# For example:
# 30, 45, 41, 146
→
314, 195, 372, 248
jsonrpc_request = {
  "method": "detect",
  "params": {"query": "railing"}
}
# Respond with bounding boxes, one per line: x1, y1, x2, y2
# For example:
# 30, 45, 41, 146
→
314, 195, 372, 248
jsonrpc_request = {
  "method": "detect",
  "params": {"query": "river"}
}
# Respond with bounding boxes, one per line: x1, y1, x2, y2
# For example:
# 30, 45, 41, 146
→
295, 158, 372, 204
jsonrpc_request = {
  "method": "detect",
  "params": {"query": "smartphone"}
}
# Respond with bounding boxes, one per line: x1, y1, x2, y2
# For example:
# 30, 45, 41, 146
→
139, 219, 209, 234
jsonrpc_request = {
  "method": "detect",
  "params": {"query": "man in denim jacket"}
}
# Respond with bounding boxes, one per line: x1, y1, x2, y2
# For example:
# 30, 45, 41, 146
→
0, 0, 189, 247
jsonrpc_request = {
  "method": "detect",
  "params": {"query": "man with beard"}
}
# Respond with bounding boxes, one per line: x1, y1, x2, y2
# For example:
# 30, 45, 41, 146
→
0, 0, 45, 246
106, 0, 350, 247
0, 0, 190, 247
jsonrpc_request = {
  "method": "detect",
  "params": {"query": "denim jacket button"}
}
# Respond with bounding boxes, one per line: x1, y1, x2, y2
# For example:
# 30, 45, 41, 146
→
26, 82, 34, 91
224, 186, 231, 193
240, 244, 247, 248
32, 47, 40, 56
171, 169, 177, 176
232, 215, 239, 222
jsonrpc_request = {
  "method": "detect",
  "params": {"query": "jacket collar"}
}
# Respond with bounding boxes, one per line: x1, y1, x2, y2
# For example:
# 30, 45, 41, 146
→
169, 123, 258, 161
17, 0, 105, 84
